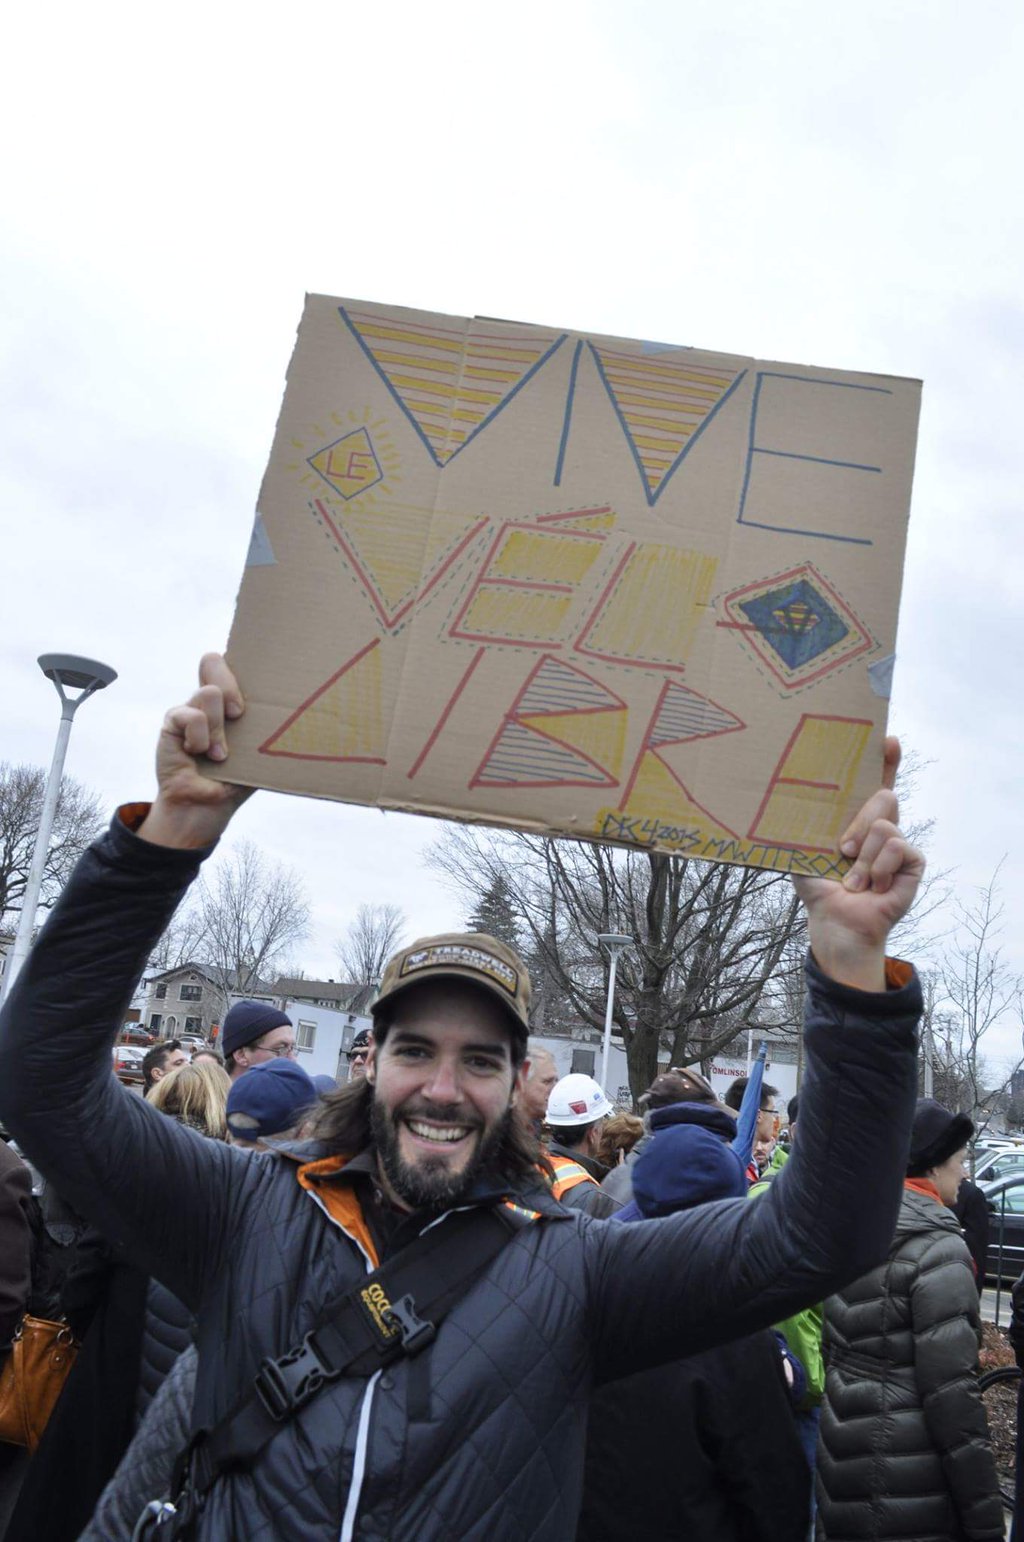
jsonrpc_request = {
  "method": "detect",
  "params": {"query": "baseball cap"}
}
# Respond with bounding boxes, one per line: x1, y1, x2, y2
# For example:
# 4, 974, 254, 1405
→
373, 932, 531, 1042
226, 1061, 317, 1141
642, 1067, 718, 1109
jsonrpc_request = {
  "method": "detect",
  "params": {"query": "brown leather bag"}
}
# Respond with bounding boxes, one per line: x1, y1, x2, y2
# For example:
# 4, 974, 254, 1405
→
0, 1313, 78, 1452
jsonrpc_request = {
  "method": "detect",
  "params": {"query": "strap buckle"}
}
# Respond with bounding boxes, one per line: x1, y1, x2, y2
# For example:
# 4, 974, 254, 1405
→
253, 1333, 333, 1421
382, 1294, 436, 1354
382, 1295, 434, 1356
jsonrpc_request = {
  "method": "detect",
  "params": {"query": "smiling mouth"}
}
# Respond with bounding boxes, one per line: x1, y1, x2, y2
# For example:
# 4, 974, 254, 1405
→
404, 1118, 475, 1146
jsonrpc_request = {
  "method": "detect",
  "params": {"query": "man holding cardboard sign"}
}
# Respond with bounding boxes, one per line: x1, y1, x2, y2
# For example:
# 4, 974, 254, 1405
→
0, 654, 923, 1540
219, 296, 922, 890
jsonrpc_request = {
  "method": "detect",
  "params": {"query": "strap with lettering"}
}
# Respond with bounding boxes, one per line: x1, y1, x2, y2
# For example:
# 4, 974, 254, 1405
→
178, 1203, 535, 1504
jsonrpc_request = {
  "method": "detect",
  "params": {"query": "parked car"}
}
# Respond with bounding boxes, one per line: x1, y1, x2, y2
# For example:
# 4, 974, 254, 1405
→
121, 1023, 155, 1047
112, 1045, 146, 1086
973, 1147, 1024, 1185
982, 1173, 1024, 1282
179, 1033, 208, 1053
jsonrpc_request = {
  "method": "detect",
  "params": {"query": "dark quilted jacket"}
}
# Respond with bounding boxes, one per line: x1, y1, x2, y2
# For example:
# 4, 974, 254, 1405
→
817, 1186, 1003, 1541
82, 1345, 199, 1542
137, 1276, 193, 1420
0, 813, 922, 1542
579, 1326, 810, 1540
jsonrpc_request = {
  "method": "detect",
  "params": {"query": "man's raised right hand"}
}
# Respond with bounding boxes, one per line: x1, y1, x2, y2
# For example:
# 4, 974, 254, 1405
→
137, 653, 252, 850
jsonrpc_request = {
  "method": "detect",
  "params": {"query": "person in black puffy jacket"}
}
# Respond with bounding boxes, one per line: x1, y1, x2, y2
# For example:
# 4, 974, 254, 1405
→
579, 1122, 809, 1540
817, 1100, 1003, 1542
4, 1062, 230, 1542
0, 1139, 34, 1531
0, 657, 927, 1542
1008, 1269, 1024, 1540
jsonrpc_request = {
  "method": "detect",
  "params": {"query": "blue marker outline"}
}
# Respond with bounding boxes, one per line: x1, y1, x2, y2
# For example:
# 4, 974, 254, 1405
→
588, 343, 747, 506
306, 427, 384, 502
736, 371, 894, 545
553, 340, 583, 486
338, 307, 566, 468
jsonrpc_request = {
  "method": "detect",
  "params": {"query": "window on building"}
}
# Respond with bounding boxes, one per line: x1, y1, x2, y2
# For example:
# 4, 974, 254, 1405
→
155, 983, 167, 1000
296, 1021, 317, 1052
150, 1013, 162, 1032
179, 984, 202, 1002
184, 1017, 203, 1034
570, 1048, 595, 1077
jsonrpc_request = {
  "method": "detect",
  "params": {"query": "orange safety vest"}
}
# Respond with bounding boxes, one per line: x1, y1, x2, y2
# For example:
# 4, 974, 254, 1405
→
548, 1153, 599, 1201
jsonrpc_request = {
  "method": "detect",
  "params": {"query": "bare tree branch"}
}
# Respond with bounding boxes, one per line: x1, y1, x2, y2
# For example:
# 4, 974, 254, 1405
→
0, 762, 105, 925
337, 903, 406, 987
428, 825, 805, 1099
925, 861, 1024, 1141
174, 841, 311, 1017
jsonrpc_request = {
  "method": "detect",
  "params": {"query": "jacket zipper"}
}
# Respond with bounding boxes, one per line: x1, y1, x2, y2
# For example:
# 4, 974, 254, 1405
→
339, 1371, 381, 1542
303, 1187, 378, 1536
310, 1194, 509, 1537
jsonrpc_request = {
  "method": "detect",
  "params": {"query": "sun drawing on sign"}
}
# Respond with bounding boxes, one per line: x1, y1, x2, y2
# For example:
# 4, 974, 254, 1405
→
286, 409, 401, 503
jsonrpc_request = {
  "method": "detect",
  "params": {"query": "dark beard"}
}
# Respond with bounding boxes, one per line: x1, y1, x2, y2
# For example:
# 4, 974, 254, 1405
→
370, 1098, 511, 1210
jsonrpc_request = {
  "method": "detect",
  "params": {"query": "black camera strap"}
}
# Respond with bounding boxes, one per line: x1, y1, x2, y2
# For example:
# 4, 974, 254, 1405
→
174, 1201, 536, 1511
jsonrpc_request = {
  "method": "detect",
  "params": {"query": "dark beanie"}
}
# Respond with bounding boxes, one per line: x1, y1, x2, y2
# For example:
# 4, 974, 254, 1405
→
630, 1123, 747, 1219
221, 1000, 292, 1058
648, 1101, 737, 1144
906, 1099, 974, 1177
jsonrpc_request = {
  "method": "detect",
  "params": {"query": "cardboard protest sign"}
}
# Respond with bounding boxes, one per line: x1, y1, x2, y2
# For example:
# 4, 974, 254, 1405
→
219, 295, 920, 877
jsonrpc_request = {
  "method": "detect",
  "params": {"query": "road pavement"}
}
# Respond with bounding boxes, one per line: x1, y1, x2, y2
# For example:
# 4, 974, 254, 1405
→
983, 1287, 1014, 1329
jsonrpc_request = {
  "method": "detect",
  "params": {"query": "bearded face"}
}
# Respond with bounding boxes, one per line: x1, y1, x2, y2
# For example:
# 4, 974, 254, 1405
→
365, 980, 524, 1210
371, 1096, 512, 1209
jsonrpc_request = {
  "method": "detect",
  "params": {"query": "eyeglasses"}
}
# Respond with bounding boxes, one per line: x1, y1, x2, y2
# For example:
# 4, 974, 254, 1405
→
251, 1041, 297, 1059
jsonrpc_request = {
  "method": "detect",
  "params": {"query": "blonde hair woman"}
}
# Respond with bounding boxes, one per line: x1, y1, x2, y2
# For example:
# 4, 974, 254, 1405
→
147, 1059, 231, 1141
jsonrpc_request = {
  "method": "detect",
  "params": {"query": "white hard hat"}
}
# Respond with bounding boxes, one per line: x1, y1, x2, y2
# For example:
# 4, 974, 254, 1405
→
546, 1073, 614, 1128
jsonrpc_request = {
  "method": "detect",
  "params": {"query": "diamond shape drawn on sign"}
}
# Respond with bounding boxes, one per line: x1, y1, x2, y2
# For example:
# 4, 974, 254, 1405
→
308, 427, 383, 501
739, 577, 849, 672
719, 564, 874, 692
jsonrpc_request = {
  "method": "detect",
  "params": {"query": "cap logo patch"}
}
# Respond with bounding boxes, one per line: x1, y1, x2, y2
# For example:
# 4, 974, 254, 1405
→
568, 1099, 588, 1115
399, 944, 518, 997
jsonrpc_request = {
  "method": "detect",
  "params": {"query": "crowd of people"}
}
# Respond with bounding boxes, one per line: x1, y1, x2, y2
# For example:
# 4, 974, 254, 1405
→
0, 654, 1012, 1540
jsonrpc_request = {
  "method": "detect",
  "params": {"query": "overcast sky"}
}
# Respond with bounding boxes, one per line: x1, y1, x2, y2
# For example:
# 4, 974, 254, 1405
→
3, 1, 1023, 1055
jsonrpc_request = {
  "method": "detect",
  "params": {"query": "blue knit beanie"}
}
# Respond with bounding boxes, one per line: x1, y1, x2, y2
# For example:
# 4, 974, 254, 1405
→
630, 1123, 747, 1219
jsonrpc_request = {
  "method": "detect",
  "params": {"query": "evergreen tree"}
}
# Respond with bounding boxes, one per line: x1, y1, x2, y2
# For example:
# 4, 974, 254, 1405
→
466, 875, 522, 952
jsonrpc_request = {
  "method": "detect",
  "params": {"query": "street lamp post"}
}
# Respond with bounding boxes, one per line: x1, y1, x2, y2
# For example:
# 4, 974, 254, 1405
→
596, 933, 632, 1092
1, 654, 116, 1004
922, 1020, 935, 1099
